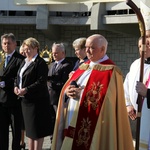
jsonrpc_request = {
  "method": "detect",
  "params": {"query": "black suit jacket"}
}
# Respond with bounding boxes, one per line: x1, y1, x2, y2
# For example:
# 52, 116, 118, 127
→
15, 55, 50, 103
73, 56, 88, 71
47, 58, 73, 105
0, 51, 25, 106
15, 55, 54, 136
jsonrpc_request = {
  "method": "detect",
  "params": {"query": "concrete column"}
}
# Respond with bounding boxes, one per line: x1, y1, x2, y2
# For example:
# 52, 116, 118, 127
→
36, 5, 49, 29
90, 3, 106, 30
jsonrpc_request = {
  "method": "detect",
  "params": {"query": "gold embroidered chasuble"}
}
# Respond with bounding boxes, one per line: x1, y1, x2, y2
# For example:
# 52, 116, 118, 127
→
51, 62, 134, 150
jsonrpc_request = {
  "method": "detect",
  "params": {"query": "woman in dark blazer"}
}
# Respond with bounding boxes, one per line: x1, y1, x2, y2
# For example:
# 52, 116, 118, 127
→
14, 37, 52, 150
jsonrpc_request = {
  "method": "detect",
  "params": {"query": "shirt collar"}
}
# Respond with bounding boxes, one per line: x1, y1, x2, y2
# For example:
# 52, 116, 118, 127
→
55, 58, 65, 65
25, 54, 38, 63
90, 54, 109, 67
5, 50, 15, 57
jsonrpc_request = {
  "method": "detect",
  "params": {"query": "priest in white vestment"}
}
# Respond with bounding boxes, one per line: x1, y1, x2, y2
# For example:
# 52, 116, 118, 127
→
124, 1, 150, 149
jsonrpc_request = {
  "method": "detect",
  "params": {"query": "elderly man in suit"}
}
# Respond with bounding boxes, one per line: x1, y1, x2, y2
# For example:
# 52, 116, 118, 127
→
0, 33, 25, 150
47, 43, 73, 113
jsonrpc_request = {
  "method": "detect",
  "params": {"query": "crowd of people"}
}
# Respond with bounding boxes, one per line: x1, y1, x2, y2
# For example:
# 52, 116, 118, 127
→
0, 3, 150, 148
0, 31, 149, 150
0, 32, 135, 150
51, 34, 134, 150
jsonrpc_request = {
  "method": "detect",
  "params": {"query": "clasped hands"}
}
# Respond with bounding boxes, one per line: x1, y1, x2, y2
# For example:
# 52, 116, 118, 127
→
65, 84, 83, 99
14, 87, 27, 97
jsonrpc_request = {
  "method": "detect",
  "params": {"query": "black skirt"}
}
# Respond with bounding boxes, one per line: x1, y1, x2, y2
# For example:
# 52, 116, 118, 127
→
21, 98, 54, 139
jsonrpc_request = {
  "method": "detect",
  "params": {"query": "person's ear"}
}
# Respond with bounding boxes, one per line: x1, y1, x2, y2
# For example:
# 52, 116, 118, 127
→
101, 46, 105, 52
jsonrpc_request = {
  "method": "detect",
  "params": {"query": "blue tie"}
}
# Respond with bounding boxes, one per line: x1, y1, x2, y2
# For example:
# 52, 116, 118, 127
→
5, 56, 10, 67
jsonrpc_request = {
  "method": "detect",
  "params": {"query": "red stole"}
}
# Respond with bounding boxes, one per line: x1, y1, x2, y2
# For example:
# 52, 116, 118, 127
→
64, 59, 114, 150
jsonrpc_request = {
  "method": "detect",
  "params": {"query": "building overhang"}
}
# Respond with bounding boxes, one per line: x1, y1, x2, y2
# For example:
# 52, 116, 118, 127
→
103, 14, 138, 24
0, 14, 138, 25
14, 0, 124, 5
1, 0, 141, 35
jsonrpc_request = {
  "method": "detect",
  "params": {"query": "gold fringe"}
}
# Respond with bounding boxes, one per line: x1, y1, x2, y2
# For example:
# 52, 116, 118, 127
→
79, 63, 123, 76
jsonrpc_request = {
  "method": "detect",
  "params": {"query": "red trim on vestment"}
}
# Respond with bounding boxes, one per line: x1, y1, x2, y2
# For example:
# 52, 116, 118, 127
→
63, 59, 115, 149
70, 68, 113, 150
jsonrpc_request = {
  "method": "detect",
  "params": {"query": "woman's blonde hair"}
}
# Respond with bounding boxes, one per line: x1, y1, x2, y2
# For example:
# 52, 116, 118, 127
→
72, 37, 86, 49
22, 37, 40, 52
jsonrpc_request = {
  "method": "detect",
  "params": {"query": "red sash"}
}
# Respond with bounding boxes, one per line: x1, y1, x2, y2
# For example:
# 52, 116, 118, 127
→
65, 65, 113, 149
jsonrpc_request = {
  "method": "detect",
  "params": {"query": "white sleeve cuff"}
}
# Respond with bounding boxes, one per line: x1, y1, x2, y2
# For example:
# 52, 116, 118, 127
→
0, 81, 5, 88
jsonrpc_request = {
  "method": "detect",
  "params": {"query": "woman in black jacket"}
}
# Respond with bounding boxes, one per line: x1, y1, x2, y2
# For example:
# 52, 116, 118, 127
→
14, 37, 53, 150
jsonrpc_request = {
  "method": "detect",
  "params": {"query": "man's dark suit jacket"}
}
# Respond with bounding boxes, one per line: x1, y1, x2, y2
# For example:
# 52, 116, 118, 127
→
0, 51, 25, 107
48, 58, 73, 105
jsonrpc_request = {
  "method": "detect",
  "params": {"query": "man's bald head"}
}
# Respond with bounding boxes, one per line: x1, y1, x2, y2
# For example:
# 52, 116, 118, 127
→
87, 34, 108, 52
85, 34, 108, 62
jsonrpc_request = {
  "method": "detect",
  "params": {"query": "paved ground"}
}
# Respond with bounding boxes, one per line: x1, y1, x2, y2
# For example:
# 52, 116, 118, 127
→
8, 119, 136, 150
9, 127, 51, 150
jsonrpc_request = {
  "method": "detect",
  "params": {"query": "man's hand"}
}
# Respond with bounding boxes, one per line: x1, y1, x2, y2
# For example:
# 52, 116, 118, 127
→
65, 85, 83, 99
68, 71, 75, 78
136, 81, 147, 97
126, 105, 137, 120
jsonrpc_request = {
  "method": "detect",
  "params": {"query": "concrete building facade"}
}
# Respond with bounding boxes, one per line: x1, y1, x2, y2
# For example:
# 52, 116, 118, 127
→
0, 0, 142, 76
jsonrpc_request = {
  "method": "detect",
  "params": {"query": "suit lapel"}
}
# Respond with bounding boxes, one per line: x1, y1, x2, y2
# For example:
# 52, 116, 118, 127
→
55, 59, 66, 72
48, 59, 66, 75
55, 63, 62, 72
22, 61, 35, 77
18, 57, 37, 78
48, 62, 55, 76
